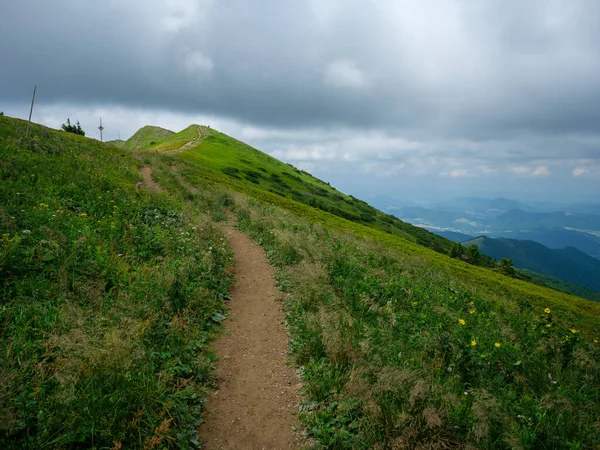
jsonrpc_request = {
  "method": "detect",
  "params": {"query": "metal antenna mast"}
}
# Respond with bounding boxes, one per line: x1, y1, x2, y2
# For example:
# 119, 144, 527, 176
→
98, 118, 104, 142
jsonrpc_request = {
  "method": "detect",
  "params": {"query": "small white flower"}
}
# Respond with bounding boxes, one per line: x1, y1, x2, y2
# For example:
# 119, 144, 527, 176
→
22, 230, 31, 234
464, 391, 469, 396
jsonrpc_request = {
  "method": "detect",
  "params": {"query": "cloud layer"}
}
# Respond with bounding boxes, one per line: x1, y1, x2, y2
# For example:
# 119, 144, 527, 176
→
2, 0, 599, 201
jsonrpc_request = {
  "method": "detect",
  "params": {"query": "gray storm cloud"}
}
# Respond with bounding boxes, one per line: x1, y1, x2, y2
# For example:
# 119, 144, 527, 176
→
1, 0, 599, 201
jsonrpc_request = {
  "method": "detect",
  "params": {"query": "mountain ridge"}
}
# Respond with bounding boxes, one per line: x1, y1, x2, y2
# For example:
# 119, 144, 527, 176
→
464, 235, 600, 293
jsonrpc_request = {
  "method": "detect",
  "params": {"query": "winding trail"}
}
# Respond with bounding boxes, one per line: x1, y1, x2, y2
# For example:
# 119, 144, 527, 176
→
136, 163, 300, 448
199, 226, 301, 450
168, 125, 211, 154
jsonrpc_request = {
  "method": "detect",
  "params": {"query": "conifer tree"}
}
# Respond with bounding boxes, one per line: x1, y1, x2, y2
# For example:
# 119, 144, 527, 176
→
61, 118, 85, 136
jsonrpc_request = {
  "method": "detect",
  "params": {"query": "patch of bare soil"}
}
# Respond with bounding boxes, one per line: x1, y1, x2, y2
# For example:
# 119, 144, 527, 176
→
198, 227, 301, 450
138, 166, 163, 192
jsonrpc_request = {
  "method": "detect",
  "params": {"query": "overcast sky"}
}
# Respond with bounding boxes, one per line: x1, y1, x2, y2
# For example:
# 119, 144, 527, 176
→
2, 0, 600, 203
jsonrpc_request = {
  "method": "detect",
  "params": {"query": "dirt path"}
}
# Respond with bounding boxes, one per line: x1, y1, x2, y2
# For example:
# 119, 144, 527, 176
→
199, 226, 301, 450
168, 125, 211, 154
138, 166, 163, 192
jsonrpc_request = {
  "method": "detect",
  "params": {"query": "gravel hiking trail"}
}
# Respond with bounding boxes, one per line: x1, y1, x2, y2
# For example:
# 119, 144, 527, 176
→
199, 226, 301, 450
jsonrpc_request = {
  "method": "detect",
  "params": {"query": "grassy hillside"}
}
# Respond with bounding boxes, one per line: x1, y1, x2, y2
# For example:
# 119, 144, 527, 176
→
0, 116, 234, 448
465, 236, 600, 293
122, 125, 174, 149
138, 124, 600, 447
2, 116, 600, 448
139, 125, 454, 254
145, 125, 202, 152
233, 199, 600, 449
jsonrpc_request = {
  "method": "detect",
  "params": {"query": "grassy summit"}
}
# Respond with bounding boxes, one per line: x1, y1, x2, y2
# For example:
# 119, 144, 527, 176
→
122, 124, 174, 149
138, 124, 455, 254
1, 116, 599, 448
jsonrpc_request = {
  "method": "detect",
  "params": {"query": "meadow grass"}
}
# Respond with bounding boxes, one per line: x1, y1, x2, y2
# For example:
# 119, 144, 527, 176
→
0, 116, 234, 448
121, 125, 174, 150
146, 126, 200, 153
3, 115, 600, 449
232, 197, 600, 449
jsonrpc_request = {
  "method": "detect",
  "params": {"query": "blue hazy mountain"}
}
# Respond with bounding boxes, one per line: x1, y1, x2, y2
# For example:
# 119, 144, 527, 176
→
463, 236, 600, 293
379, 197, 600, 258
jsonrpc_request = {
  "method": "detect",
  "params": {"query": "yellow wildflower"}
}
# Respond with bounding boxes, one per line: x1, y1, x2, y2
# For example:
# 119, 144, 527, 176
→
544, 308, 551, 314
469, 309, 476, 315
471, 340, 477, 347
39, 203, 49, 208
494, 343, 501, 348
458, 319, 466, 325
594, 339, 598, 343
546, 324, 551, 328
570, 329, 578, 334
79, 212, 87, 217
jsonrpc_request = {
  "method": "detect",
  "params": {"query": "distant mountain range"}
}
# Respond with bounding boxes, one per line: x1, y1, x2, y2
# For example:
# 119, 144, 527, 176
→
463, 236, 600, 294
373, 196, 600, 298
375, 196, 600, 259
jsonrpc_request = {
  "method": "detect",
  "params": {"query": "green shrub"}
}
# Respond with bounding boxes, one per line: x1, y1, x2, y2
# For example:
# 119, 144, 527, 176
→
60, 118, 85, 136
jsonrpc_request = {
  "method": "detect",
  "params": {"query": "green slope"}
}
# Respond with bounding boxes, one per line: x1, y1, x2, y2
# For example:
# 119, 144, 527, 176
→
2, 116, 600, 448
148, 125, 600, 447
465, 236, 600, 293
233, 200, 600, 449
122, 124, 174, 149
138, 125, 454, 254
0, 116, 234, 448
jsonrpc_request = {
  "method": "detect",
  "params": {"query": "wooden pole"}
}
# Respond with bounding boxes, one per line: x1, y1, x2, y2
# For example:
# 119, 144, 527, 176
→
26, 85, 37, 138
